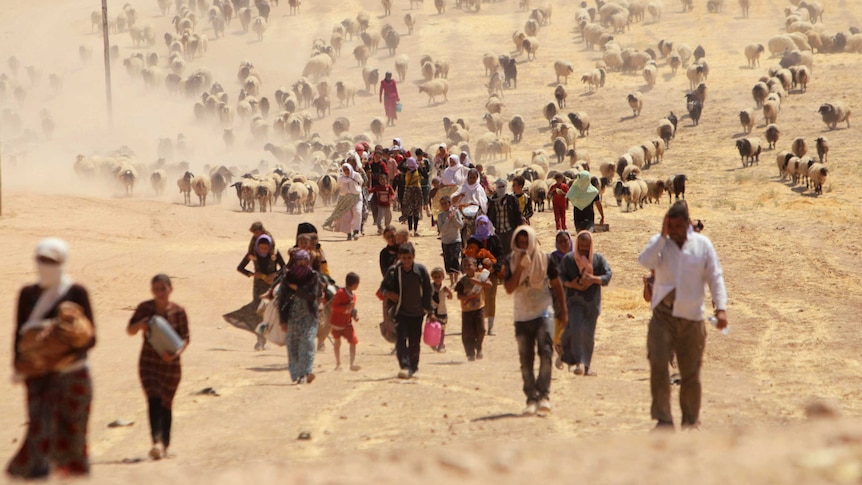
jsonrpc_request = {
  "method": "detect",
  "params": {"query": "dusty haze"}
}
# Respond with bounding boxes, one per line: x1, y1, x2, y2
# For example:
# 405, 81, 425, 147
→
1, 0, 862, 483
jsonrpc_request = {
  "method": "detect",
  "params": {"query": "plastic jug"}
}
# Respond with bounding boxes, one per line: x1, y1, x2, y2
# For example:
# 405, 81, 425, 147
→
423, 317, 442, 348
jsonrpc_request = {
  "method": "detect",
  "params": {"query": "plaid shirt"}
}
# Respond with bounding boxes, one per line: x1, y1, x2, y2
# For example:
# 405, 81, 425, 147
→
130, 300, 189, 408
488, 193, 521, 234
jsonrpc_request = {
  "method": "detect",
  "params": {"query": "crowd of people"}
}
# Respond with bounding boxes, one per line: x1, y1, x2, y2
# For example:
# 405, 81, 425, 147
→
7, 143, 729, 478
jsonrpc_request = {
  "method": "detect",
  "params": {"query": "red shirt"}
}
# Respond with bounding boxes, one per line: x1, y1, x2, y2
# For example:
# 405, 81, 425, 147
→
330, 288, 356, 328
549, 182, 569, 206
371, 184, 395, 207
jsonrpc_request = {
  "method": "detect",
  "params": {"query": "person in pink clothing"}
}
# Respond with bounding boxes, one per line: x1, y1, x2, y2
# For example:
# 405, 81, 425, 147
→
379, 71, 400, 126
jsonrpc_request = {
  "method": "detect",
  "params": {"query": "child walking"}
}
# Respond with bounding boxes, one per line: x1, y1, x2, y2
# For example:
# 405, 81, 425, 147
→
549, 173, 570, 231
370, 174, 396, 234
331, 272, 361, 371
430, 267, 453, 353
455, 257, 492, 361
437, 196, 464, 286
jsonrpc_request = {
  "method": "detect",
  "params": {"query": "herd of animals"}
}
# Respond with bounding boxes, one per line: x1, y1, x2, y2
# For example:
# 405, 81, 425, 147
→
0, 0, 857, 213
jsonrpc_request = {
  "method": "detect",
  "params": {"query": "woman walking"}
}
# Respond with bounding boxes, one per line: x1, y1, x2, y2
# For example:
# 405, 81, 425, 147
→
559, 231, 612, 376
323, 163, 364, 240
8, 238, 95, 479
127, 274, 190, 460
401, 157, 425, 236
466, 216, 503, 335
566, 171, 605, 233
379, 71, 400, 126
223, 234, 284, 350
278, 250, 323, 384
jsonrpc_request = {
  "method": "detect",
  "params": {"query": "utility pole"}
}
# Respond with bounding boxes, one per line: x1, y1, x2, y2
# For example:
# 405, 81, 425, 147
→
101, 0, 113, 127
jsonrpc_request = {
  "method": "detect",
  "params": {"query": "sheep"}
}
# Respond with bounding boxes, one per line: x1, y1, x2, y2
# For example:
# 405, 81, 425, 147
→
483, 112, 503, 136
644, 178, 666, 203
643, 62, 657, 85
612, 180, 626, 206
776, 151, 793, 180
312, 95, 331, 118
652, 139, 666, 163
317, 174, 338, 206
736, 137, 762, 167
553, 84, 569, 109
818, 102, 851, 130
418, 79, 448, 105
487, 71, 504, 98
567, 112, 591, 137
627, 93, 643, 117
391, 55, 409, 83
552, 137, 567, 164
334, 81, 356, 107
283, 180, 309, 213
370, 117, 386, 142
763, 124, 780, 150
603, 50, 624, 72
751, 81, 769, 108
255, 177, 276, 212
362, 67, 380, 93
529, 179, 548, 212
177, 171, 194, 205
303, 54, 333, 80
508, 115, 525, 143
482, 53, 499, 76
599, 162, 616, 182
332, 117, 351, 137
543, 103, 557, 126
656, 118, 675, 148
304, 182, 319, 212
676, 43, 692, 67
499, 55, 518, 89
150, 169, 167, 196
768, 35, 797, 57
384, 30, 400, 55
251, 16, 267, 41
627, 146, 646, 169
434, 60, 450, 79
622, 163, 641, 181
554, 60, 574, 84
807, 163, 828, 195
190, 174, 211, 206
790, 65, 810, 92
522, 37, 540, 61
581, 68, 605, 91
622, 179, 648, 211
744, 43, 764, 68
686, 95, 703, 126
791, 137, 808, 158
668, 53, 681, 74
814, 136, 829, 163
490, 136, 512, 160
666, 174, 687, 202
762, 99, 779, 125
686, 64, 703, 90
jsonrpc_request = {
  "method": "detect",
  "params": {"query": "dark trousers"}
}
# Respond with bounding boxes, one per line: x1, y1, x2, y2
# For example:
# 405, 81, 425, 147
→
461, 309, 485, 358
147, 397, 173, 447
498, 230, 514, 258
396, 314, 424, 372
515, 316, 553, 404
647, 299, 706, 427
369, 196, 379, 224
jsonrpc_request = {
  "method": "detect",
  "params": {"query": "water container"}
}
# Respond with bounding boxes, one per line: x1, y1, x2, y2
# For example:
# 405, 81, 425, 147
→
423, 317, 442, 348
395, 102, 403, 113
148, 315, 185, 355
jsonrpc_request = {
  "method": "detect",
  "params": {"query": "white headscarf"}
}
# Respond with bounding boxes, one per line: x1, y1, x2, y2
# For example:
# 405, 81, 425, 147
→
21, 238, 74, 333
338, 163, 362, 194
441, 155, 467, 185
453, 170, 488, 213
511, 226, 548, 290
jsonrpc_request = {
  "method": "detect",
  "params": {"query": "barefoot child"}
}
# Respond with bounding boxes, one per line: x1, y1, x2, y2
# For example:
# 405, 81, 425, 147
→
437, 196, 464, 286
331, 272, 361, 371
455, 257, 492, 361
430, 267, 453, 352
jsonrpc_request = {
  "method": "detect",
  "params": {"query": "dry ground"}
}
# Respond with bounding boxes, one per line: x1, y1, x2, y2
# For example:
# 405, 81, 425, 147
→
1, 0, 862, 482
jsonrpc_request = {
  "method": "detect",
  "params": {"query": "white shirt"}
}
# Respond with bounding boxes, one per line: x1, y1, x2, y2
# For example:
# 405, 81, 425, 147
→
638, 232, 727, 321
441, 165, 467, 186
451, 182, 488, 213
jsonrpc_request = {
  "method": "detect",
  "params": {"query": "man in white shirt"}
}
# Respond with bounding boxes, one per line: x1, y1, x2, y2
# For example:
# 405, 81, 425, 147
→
638, 201, 729, 430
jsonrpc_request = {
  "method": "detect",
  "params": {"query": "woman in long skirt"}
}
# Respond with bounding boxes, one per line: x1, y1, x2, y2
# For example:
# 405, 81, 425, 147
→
278, 250, 322, 384
379, 71, 399, 126
401, 157, 424, 236
323, 163, 364, 240
223, 235, 284, 350
8, 239, 95, 479
127, 274, 190, 460
558, 231, 612, 376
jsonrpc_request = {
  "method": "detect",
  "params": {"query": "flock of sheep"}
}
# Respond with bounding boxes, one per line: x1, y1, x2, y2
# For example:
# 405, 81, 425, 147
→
4, 0, 858, 216
732, 0, 852, 196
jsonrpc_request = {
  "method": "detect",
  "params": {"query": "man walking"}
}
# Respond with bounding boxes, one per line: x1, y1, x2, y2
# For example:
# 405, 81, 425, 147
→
487, 179, 525, 257
503, 226, 567, 416
638, 201, 728, 430
383, 242, 433, 379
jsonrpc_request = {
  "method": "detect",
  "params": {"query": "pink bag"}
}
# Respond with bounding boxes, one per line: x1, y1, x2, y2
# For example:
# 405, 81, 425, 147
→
423, 316, 442, 348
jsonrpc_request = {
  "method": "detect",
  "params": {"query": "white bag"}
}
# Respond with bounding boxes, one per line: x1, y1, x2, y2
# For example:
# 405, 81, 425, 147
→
258, 297, 286, 346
